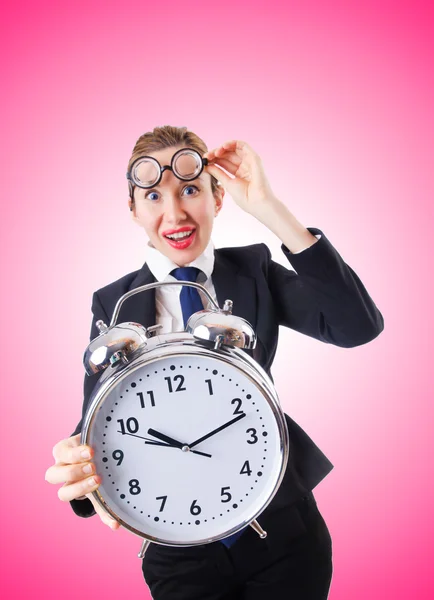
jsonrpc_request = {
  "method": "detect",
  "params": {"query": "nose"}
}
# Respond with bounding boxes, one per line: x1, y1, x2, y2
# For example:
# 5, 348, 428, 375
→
163, 193, 188, 224
158, 170, 189, 223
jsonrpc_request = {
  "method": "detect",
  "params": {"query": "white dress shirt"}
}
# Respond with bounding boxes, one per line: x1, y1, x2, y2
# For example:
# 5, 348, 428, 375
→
145, 235, 322, 334
146, 238, 218, 333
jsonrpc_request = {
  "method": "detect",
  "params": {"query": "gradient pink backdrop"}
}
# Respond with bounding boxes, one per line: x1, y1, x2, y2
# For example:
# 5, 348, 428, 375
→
1, 1, 432, 598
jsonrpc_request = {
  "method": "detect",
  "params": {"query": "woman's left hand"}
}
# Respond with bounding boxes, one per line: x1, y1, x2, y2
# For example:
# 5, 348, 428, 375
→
203, 140, 277, 216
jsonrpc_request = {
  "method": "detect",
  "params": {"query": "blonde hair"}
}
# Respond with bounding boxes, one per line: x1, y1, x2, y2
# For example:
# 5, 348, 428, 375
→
127, 125, 220, 206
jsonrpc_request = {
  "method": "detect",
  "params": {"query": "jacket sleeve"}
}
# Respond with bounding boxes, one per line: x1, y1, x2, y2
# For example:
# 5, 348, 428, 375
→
69, 291, 111, 518
266, 227, 384, 347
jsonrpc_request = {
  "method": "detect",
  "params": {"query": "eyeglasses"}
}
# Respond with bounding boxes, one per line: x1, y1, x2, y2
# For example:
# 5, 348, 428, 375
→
126, 148, 209, 199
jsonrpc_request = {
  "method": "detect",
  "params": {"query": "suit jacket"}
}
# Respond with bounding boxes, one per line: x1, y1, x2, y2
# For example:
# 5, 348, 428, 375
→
70, 227, 384, 519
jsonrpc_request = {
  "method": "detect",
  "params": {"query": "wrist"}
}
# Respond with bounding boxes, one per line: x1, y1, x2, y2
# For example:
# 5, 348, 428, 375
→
253, 198, 318, 253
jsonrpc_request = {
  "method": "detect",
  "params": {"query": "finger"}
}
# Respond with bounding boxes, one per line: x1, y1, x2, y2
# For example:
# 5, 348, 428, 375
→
205, 165, 234, 189
53, 435, 94, 466
52, 434, 79, 460
206, 148, 242, 166
219, 140, 251, 155
213, 140, 241, 153
208, 158, 238, 176
45, 460, 95, 485
57, 474, 101, 502
87, 494, 121, 530
224, 140, 259, 162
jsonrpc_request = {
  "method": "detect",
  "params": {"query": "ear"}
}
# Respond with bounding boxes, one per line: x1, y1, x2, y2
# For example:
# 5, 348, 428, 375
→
214, 187, 224, 217
128, 183, 138, 217
129, 198, 141, 225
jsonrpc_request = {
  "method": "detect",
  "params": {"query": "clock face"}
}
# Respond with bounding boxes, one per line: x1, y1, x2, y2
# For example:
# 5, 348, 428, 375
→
87, 352, 284, 545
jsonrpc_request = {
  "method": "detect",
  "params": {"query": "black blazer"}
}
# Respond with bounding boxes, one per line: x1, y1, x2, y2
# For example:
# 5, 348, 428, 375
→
70, 227, 384, 519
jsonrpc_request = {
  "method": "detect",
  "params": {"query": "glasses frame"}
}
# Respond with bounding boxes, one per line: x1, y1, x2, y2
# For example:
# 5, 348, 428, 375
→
126, 147, 209, 200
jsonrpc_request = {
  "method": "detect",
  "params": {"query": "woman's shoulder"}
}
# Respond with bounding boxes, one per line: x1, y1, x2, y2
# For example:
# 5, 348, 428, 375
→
214, 242, 272, 271
92, 267, 143, 299
216, 242, 271, 261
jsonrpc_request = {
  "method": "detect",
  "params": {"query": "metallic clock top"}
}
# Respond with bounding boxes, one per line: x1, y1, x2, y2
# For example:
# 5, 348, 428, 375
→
83, 281, 256, 375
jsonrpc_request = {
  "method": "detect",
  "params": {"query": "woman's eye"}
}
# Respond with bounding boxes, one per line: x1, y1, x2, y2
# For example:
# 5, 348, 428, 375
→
144, 185, 199, 201
145, 191, 160, 201
183, 185, 199, 196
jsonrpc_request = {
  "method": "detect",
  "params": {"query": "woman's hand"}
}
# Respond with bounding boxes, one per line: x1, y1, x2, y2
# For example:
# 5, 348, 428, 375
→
45, 433, 120, 530
203, 140, 278, 217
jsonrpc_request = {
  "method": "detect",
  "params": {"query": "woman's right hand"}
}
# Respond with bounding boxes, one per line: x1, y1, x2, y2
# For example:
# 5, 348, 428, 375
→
45, 433, 120, 530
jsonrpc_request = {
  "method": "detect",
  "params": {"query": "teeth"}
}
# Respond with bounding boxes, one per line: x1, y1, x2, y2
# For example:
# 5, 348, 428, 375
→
166, 230, 193, 240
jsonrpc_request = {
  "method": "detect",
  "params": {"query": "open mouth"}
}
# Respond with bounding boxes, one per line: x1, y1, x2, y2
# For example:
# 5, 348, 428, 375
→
162, 228, 197, 249
164, 230, 194, 241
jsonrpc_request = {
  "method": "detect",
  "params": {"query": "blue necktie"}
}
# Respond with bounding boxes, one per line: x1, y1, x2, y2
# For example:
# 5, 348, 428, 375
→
170, 266, 247, 548
170, 267, 204, 328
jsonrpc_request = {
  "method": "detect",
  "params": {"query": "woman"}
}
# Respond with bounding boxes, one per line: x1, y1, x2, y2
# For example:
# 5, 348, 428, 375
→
45, 125, 384, 599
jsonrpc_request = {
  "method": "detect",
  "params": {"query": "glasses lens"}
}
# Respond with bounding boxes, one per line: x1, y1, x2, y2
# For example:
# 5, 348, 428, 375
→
173, 150, 202, 180
132, 158, 160, 187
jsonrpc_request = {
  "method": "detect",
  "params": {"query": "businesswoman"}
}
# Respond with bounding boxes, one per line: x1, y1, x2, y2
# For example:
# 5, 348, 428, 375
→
45, 125, 384, 599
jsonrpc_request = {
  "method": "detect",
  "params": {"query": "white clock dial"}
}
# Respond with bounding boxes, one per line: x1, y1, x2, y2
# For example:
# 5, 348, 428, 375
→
88, 352, 283, 545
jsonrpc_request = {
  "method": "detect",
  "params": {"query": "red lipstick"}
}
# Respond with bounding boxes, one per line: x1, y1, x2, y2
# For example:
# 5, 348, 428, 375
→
162, 226, 195, 236
161, 226, 196, 250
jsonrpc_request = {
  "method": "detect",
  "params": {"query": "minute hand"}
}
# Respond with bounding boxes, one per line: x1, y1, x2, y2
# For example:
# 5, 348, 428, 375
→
189, 413, 246, 448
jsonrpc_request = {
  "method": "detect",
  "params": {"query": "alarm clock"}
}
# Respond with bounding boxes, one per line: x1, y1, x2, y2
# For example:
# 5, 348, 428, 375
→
81, 281, 289, 557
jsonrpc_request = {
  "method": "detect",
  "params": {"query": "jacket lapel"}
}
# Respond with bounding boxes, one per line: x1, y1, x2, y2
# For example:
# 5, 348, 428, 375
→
213, 249, 268, 364
212, 249, 257, 333
116, 263, 157, 330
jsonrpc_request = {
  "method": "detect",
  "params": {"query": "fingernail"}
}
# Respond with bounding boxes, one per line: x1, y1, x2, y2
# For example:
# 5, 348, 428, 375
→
81, 450, 91, 459
82, 464, 93, 474
87, 477, 96, 486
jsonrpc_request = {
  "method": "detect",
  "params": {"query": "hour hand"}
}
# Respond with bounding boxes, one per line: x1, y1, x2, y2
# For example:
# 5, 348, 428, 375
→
147, 428, 184, 449
147, 428, 212, 458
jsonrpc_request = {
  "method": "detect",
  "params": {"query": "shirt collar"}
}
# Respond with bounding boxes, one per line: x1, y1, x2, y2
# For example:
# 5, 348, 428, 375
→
145, 238, 215, 282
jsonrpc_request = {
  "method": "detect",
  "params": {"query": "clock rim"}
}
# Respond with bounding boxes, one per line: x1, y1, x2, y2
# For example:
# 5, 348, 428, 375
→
81, 335, 289, 547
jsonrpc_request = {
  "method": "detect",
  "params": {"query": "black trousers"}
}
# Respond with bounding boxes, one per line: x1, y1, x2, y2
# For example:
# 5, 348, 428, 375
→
142, 492, 333, 599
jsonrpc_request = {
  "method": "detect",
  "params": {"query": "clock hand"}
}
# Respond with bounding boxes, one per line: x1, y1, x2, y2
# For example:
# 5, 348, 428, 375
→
189, 413, 247, 449
147, 428, 185, 449
118, 430, 173, 445
118, 430, 211, 457
145, 429, 211, 458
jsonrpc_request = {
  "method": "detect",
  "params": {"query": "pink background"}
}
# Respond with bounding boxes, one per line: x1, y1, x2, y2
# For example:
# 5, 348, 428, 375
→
1, 0, 432, 598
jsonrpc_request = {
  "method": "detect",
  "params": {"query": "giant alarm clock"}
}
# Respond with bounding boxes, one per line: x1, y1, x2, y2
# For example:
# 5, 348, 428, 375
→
81, 281, 289, 557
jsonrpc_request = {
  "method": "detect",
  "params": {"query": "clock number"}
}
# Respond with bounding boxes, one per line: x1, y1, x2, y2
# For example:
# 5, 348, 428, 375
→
165, 375, 186, 393
240, 460, 252, 476
231, 398, 243, 415
156, 495, 167, 512
129, 479, 141, 495
205, 379, 214, 395
246, 428, 258, 444
112, 449, 124, 465
117, 417, 139, 435
190, 499, 202, 515
137, 390, 155, 408
221, 487, 232, 503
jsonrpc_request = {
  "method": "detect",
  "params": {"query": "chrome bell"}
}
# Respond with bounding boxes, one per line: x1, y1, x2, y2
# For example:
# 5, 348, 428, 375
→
186, 299, 257, 350
83, 320, 152, 375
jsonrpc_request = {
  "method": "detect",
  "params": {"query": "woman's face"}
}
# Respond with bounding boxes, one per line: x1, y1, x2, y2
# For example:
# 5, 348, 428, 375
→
130, 145, 224, 266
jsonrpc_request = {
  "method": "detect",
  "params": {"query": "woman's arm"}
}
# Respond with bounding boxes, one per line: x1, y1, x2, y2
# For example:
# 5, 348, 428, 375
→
204, 140, 384, 347
264, 227, 384, 347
